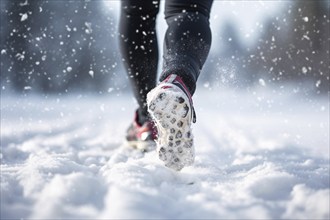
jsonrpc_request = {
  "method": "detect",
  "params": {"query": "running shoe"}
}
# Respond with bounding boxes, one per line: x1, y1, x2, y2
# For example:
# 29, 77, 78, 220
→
147, 74, 196, 171
126, 111, 157, 151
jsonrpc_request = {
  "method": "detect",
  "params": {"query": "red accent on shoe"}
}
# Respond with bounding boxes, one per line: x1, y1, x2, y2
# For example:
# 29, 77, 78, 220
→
163, 74, 192, 100
161, 85, 173, 89
161, 74, 196, 123
126, 111, 158, 142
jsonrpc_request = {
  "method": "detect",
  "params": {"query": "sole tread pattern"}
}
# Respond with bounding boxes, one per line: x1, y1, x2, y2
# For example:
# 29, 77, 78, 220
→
147, 84, 194, 171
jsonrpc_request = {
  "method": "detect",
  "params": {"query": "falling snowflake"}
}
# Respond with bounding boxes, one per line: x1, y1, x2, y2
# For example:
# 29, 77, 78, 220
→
302, 67, 308, 74
259, 78, 266, 86
89, 70, 94, 78
85, 22, 92, 34
21, 13, 28, 21
15, 52, 25, 61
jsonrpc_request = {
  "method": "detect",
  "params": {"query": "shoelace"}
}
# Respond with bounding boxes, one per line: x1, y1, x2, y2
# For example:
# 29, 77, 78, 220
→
192, 107, 197, 123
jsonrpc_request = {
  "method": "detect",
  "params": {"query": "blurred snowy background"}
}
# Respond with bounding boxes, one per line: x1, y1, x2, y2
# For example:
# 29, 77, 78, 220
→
1, 1, 329, 219
1, 0, 329, 95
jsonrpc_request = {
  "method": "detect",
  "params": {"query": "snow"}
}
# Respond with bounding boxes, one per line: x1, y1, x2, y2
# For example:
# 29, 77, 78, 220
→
88, 70, 94, 78
20, 13, 28, 22
1, 88, 329, 219
258, 78, 266, 86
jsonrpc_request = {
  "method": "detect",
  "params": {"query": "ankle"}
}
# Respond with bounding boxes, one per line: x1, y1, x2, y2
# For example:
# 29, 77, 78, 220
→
161, 73, 196, 95
136, 109, 149, 125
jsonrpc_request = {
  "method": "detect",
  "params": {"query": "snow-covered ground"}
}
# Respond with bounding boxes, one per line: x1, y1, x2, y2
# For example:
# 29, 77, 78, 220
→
1, 88, 329, 219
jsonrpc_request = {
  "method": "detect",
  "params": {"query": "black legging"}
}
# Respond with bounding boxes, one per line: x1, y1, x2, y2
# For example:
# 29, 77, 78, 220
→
119, 0, 213, 123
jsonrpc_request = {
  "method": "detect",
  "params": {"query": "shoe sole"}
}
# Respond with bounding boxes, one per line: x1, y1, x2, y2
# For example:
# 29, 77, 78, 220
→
147, 83, 194, 171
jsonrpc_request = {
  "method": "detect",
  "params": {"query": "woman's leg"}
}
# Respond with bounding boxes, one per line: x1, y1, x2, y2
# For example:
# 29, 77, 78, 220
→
119, 0, 160, 124
161, 0, 213, 95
